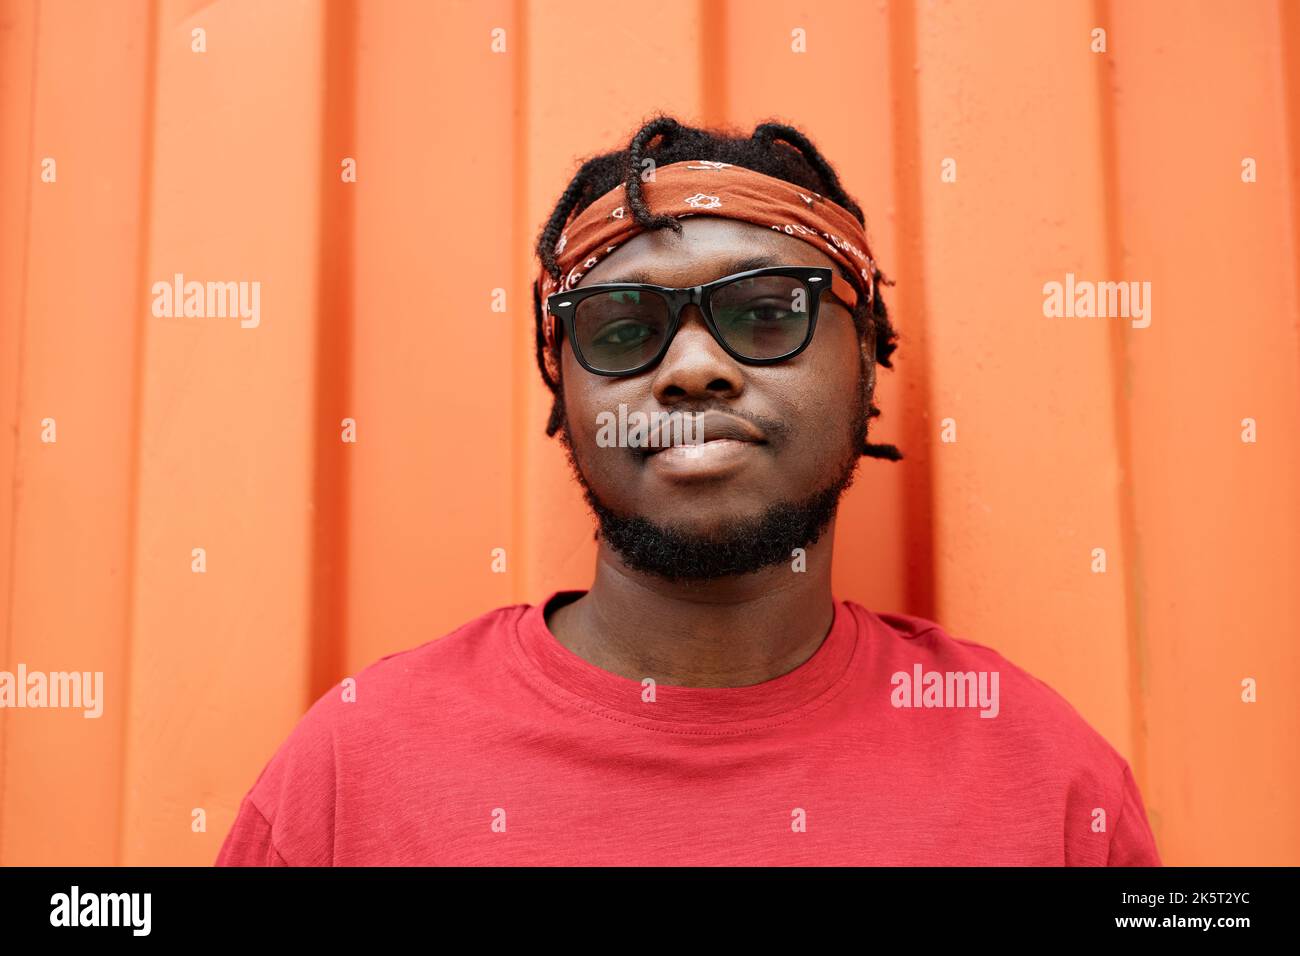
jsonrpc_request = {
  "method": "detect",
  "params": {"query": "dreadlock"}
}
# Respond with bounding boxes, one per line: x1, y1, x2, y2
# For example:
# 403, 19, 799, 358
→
532, 113, 903, 461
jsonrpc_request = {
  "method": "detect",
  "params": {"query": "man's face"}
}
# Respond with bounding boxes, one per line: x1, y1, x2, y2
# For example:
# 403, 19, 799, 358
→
556, 217, 877, 580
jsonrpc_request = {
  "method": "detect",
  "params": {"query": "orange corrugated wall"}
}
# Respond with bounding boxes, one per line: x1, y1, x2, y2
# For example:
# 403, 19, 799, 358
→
1, 0, 1297, 865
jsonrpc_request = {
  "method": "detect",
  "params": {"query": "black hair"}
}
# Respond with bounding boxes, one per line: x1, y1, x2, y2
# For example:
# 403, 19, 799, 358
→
532, 113, 903, 461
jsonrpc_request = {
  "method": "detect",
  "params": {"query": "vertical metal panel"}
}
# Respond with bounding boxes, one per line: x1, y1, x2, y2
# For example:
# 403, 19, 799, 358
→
1106, 0, 1300, 865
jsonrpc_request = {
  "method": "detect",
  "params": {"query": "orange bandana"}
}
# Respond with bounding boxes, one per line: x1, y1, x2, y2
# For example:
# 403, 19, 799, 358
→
536, 159, 880, 365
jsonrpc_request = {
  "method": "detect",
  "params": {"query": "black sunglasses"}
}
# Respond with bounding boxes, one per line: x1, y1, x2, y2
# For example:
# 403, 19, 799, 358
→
545, 265, 855, 377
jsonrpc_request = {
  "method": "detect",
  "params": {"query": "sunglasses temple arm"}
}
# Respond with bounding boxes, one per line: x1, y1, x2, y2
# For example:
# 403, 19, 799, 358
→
828, 271, 865, 311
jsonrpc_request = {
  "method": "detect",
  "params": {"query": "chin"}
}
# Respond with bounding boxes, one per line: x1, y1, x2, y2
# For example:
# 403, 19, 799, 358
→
646, 510, 767, 541
605, 483, 779, 526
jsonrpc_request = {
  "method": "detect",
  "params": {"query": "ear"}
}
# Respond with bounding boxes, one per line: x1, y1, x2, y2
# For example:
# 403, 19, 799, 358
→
545, 353, 569, 437
544, 344, 563, 390
858, 319, 877, 397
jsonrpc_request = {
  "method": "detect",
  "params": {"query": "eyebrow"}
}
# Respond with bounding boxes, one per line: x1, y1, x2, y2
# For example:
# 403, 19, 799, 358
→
601, 254, 787, 286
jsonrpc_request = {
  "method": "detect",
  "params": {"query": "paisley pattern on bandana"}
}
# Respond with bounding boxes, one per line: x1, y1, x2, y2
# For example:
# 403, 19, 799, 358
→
535, 159, 880, 382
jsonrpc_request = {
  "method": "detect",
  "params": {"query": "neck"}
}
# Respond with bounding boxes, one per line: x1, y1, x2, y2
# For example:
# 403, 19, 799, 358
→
546, 523, 837, 688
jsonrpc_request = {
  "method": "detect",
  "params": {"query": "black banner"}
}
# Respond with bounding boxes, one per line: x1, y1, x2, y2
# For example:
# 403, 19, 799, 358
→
0, 866, 1287, 941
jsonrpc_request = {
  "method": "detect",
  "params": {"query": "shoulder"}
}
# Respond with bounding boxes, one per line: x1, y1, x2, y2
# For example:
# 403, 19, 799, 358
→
850, 601, 1137, 786
281, 600, 528, 741
232, 601, 529, 864
849, 602, 1160, 863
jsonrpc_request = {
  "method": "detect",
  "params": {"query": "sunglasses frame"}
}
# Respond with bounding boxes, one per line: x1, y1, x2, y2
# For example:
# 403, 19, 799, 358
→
545, 265, 851, 378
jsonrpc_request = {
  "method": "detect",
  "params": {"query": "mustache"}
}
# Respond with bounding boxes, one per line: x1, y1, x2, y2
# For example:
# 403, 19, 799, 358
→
649, 402, 791, 447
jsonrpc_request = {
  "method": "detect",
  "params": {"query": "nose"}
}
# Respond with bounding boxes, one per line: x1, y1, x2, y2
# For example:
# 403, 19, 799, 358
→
649, 303, 745, 404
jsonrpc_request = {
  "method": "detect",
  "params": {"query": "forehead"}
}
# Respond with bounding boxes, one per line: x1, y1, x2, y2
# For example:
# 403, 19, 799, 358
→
576, 217, 838, 288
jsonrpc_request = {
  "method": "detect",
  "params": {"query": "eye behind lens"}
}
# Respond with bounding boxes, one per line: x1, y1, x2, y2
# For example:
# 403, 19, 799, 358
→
575, 290, 671, 374
711, 281, 811, 360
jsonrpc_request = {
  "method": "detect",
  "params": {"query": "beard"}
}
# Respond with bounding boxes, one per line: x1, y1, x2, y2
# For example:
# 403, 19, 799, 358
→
556, 362, 871, 583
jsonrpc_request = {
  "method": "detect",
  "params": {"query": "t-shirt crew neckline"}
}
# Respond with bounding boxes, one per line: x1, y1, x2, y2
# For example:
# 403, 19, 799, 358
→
509, 589, 861, 734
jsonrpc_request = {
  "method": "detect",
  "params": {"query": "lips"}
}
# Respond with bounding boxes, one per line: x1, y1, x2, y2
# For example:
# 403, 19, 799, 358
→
642, 410, 767, 457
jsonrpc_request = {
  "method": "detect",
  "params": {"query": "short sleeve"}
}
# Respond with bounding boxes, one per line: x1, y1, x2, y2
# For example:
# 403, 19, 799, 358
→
1106, 764, 1162, 866
215, 796, 291, 867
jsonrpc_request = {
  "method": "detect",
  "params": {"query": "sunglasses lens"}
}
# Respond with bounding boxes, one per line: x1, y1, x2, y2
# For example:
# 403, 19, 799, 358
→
710, 275, 812, 359
575, 290, 671, 373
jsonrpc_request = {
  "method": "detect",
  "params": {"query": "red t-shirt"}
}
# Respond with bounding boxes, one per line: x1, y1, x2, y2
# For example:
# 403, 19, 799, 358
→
215, 591, 1161, 866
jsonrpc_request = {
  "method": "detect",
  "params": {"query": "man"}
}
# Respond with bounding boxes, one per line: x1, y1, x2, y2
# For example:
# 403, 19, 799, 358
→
216, 116, 1161, 866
